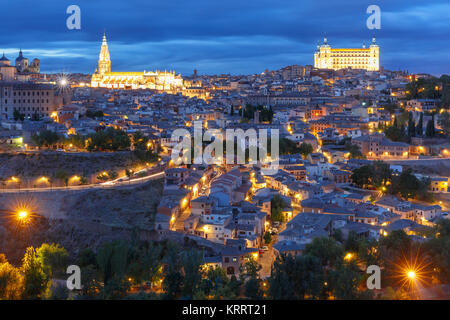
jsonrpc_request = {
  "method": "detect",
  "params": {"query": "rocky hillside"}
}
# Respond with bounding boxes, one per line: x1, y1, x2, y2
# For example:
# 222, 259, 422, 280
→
0, 179, 164, 265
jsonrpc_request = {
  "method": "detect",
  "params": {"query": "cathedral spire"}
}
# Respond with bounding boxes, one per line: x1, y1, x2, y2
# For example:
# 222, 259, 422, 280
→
98, 33, 111, 75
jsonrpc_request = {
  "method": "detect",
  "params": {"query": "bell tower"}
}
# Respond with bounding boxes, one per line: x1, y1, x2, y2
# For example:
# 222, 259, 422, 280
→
98, 33, 111, 75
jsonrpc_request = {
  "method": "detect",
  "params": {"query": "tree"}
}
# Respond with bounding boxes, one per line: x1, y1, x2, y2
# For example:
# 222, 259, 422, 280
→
407, 112, 416, 138
278, 138, 300, 155
77, 248, 97, 268
239, 257, 262, 299
351, 165, 373, 188
416, 113, 423, 136
127, 242, 162, 289
263, 231, 272, 244
345, 142, 364, 159
85, 109, 104, 119
36, 243, 69, 278
55, 170, 69, 187
384, 103, 398, 114
344, 231, 360, 252
65, 134, 85, 149
181, 250, 203, 298
298, 142, 313, 159
79, 176, 88, 185
0, 260, 24, 299
86, 127, 131, 151
351, 161, 392, 189
371, 161, 392, 188
13, 109, 24, 121
132, 131, 149, 152
425, 116, 436, 137
201, 266, 237, 299
271, 194, 288, 222
96, 241, 130, 299
438, 112, 450, 136
329, 261, 364, 300
125, 169, 133, 180
390, 168, 430, 200
268, 253, 323, 300
384, 125, 406, 142
31, 130, 60, 148
425, 219, 450, 283
21, 247, 49, 299
379, 230, 412, 257
304, 237, 343, 268
162, 242, 183, 299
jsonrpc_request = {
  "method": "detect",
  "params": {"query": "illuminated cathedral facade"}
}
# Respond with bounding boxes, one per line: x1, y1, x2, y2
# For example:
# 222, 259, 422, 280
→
91, 34, 185, 92
314, 37, 380, 71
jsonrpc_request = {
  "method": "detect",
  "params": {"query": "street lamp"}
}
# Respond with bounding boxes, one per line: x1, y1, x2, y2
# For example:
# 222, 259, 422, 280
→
344, 252, 354, 261
17, 210, 28, 220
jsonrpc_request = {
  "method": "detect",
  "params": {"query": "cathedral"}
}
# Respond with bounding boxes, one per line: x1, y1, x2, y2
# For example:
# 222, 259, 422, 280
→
314, 37, 380, 71
0, 50, 40, 81
91, 34, 185, 92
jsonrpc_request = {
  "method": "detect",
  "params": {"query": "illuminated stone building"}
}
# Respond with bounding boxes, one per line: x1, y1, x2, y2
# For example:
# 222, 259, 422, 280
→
0, 82, 67, 120
0, 50, 40, 81
314, 37, 380, 71
91, 34, 185, 93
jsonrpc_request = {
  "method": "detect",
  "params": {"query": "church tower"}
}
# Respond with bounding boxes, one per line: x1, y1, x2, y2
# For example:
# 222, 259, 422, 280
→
98, 33, 111, 75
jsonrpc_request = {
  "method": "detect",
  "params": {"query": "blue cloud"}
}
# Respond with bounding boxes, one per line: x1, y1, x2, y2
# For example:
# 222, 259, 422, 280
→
0, 0, 449, 75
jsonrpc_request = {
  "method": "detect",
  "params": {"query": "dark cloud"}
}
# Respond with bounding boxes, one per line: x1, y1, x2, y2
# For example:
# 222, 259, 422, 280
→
0, 0, 449, 75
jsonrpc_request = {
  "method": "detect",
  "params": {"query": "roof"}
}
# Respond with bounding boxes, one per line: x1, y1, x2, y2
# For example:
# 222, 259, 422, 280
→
273, 240, 306, 253
0, 53, 9, 62
339, 221, 380, 234
385, 219, 421, 232
15, 50, 26, 62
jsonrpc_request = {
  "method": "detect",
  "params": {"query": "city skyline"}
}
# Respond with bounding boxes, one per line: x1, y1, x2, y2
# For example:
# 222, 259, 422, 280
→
0, 0, 449, 76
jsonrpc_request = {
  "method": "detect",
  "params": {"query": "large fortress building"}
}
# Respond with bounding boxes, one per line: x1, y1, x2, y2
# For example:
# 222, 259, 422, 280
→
91, 34, 185, 93
314, 37, 379, 71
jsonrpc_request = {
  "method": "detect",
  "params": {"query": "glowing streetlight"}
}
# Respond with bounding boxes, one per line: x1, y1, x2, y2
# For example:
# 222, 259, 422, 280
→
9, 176, 19, 183
17, 210, 28, 220
407, 271, 416, 280
344, 252, 354, 261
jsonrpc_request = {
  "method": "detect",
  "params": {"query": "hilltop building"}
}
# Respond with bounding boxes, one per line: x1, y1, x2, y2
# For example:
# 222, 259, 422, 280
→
314, 37, 380, 71
91, 34, 185, 93
0, 50, 40, 81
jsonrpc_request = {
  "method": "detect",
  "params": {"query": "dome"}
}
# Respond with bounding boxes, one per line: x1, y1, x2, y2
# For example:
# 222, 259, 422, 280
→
16, 49, 26, 62
0, 53, 11, 66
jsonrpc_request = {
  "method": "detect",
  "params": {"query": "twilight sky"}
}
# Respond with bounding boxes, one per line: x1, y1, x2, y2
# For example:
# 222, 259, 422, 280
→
1, 0, 449, 76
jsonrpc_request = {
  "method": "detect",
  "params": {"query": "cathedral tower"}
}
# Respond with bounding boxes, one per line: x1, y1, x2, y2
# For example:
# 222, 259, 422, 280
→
98, 33, 111, 75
